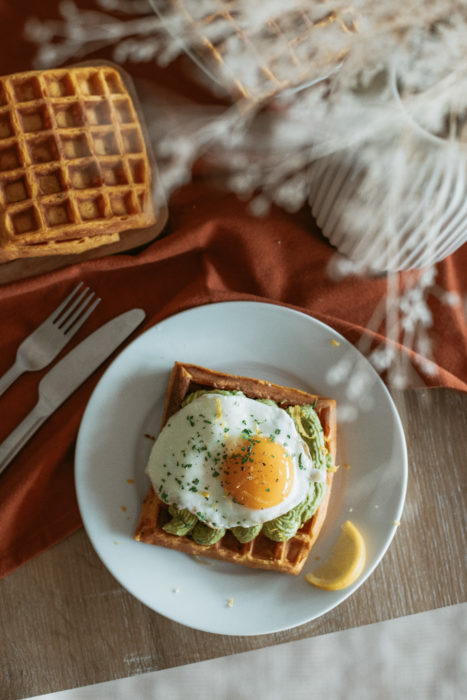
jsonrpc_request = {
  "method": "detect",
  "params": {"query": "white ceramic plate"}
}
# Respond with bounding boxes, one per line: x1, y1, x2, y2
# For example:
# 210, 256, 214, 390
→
75, 301, 407, 636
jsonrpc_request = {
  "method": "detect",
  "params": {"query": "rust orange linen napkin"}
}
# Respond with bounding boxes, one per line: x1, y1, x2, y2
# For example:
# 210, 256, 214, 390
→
0, 182, 466, 578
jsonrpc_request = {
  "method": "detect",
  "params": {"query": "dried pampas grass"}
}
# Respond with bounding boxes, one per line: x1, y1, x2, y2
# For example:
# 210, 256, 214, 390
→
25, 1, 467, 268
24, 1, 467, 389
154, 1, 467, 107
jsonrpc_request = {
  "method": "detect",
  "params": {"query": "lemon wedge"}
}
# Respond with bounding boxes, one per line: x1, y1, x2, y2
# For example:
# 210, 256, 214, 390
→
305, 520, 366, 591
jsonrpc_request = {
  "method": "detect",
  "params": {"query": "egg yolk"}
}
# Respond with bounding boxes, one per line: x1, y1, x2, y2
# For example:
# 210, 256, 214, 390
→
221, 435, 294, 509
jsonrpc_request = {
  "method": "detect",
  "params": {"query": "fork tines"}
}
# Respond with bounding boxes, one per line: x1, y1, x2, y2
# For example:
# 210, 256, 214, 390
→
53, 283, 101, 335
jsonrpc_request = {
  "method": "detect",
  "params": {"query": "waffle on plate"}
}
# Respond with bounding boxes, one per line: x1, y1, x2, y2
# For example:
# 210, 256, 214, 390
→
134, 362, 337, 575
0, 63, 167, 281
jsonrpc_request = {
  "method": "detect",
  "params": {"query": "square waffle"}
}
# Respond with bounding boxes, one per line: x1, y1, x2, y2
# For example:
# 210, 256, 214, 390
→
134, 362, 337, 575
0, 64, 158, 264
158, 1, 358, 102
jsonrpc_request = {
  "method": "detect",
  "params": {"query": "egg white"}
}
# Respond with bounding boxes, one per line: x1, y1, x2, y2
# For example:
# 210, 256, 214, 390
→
145, 393, 325, 529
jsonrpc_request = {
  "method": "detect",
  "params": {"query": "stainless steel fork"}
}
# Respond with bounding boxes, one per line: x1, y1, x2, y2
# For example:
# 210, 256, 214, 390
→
0, 282, 101, 396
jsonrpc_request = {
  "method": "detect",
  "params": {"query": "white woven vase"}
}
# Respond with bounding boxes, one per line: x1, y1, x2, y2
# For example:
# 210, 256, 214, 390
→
308, 76, 467, 272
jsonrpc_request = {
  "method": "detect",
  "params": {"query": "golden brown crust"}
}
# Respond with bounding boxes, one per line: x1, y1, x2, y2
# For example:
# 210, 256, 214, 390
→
0, 64, 158, 264
134, 362, 337, 575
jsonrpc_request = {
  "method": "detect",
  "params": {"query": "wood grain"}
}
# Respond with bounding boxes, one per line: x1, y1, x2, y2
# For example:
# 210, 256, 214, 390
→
1, 388, 466, 699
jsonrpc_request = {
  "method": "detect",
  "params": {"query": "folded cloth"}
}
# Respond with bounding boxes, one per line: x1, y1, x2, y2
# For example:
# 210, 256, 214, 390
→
0, 181, 466, 577
0, 2, 466, 578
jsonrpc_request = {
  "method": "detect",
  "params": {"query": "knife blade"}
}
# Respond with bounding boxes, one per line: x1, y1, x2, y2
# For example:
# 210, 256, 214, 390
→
0, 308, 145, 476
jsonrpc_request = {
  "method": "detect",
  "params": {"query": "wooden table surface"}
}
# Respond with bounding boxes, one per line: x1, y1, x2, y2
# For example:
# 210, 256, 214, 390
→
1, 387, 466, 699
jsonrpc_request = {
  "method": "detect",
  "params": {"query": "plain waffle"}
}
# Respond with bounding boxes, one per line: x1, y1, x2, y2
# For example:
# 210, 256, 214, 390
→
0, 64, 158, 264
134, 362, 336, 575
158, 2, 358, 102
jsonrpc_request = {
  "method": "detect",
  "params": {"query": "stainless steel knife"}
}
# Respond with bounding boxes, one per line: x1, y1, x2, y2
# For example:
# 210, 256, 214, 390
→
0, 308, 145, 476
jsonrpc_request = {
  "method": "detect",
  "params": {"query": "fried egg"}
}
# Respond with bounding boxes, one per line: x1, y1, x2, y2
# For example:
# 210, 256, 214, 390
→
145, 393, 325, 529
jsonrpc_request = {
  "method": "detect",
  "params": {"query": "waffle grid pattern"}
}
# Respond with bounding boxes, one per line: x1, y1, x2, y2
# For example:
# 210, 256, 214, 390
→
170, 0, 358, 101
136, 465, 332, 576
0, 66, 153, 259
134, 363, 336, 575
